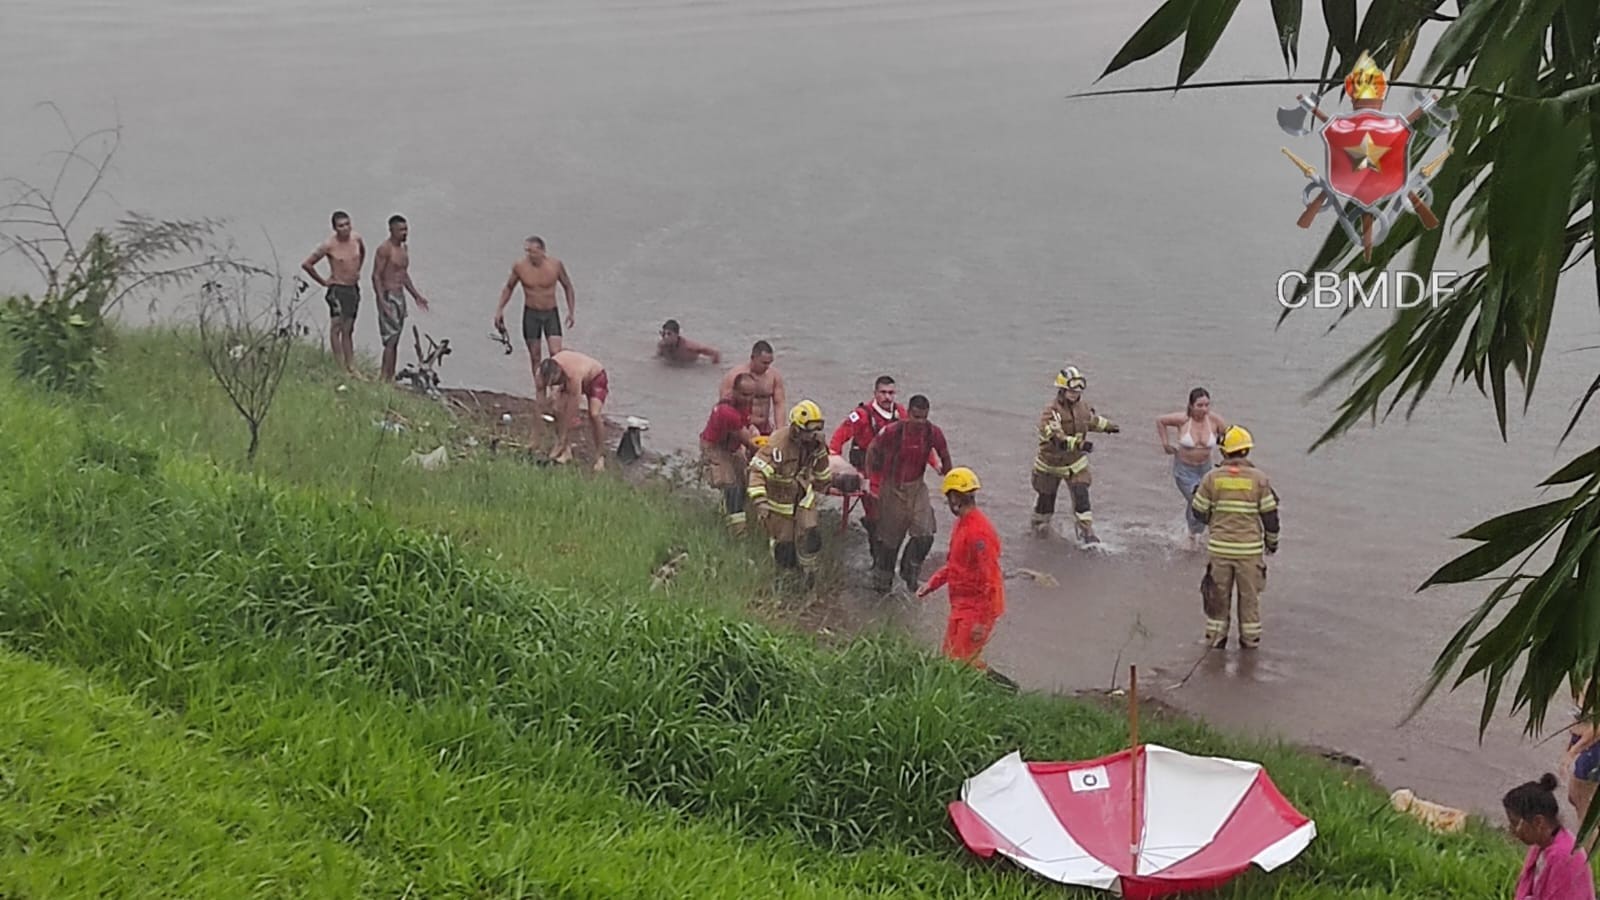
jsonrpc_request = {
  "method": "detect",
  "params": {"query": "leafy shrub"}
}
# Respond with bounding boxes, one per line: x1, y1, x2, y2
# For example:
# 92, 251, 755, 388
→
1, 233, 116, 395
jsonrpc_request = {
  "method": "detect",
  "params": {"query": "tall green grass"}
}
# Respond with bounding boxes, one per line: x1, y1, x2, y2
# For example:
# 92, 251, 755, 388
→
0, 332, 1530, 897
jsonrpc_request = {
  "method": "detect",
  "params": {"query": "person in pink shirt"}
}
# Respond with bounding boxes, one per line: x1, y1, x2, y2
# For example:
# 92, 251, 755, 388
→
1505, 773, 1596, 900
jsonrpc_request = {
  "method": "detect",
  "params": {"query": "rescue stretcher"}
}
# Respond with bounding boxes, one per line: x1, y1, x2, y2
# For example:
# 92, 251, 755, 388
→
826, 455, 868, 534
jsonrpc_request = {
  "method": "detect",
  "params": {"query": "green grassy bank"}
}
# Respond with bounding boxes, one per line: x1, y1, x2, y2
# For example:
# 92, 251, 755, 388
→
0, 328, 1532, 897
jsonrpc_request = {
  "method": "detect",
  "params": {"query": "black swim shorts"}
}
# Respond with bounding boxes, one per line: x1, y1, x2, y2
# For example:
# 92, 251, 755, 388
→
522, 305, 562, 341
325, 284, 359, 320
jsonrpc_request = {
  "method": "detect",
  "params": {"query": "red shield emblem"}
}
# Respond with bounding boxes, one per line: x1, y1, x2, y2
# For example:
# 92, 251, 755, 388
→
1321, 111, 1411, 210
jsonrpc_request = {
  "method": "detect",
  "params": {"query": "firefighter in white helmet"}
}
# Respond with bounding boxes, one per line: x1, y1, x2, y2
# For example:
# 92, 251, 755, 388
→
1031, 365, 1120, 544
748, 400, 832, 588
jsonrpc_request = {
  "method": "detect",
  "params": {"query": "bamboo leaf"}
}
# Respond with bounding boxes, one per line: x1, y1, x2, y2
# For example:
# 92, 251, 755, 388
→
1391, 25, 1419, 79
1270, 0, 1304, 72
1456, 493, 1591, 544
1421, 0, 1508, 80
1490, 101, 1584, 405
1542, 446, 1600, 486
1469, 0, 1565, 93
1099, 0, 1200, 81
1177, 0, 1244, 86
1321, 0, 1357, 61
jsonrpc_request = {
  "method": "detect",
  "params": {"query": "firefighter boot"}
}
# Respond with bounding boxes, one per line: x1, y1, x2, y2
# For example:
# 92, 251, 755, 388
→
1069, 484, 1099, 545
797, 527, 822, 592
900, 535, 935, 592
863, 517, 882, 562
1032, 489, 1056, 537
870, 542, 896, 593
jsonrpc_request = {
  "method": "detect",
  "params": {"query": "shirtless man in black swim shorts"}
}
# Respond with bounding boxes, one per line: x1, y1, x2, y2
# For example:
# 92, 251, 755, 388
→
493, 236, 576, 390
301, 210, 366, 375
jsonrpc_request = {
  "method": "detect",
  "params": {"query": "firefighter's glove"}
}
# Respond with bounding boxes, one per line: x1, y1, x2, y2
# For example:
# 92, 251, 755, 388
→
1105, 423, 1120, 434
1081, 441, 1094, 453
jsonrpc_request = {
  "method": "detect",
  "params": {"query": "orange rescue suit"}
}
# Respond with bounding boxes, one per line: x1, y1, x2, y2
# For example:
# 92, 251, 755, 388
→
923, 507, 1004, 664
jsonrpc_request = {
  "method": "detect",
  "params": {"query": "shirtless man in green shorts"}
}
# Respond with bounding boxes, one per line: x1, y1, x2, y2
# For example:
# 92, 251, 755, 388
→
301, 210, 365, 374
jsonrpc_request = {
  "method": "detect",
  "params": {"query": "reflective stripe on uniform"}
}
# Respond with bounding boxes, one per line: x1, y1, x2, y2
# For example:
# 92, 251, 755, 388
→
1211, 500, 1261, 514
1033, 455, 1088, 477
1259, 493, 1279, 512
1213, 476, 1255, 492
1207, 538, 1264, 557
1190, 493, 1213, 512
750, 458, 775, 477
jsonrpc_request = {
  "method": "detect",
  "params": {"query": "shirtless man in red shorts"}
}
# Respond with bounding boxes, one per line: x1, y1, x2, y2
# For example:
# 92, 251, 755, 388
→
535, 349, 609, 472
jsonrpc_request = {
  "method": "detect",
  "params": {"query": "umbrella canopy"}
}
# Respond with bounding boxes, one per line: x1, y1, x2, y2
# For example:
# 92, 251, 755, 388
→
948, 745, 1316, 898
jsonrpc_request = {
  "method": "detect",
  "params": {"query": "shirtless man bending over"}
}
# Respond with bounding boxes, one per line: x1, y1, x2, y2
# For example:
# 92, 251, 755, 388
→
535, 349, 610, 472
717, 340, 786, 435
371, 214, 431, 383
494, 236, 575, 387
301, 210, 365, 374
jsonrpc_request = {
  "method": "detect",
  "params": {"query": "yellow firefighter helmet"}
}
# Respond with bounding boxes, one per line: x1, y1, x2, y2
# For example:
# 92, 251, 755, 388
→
1221, 425, 1253, 455
941, 466, 981, 495
1054, 366, 1086, 391
788, 399, 825, 432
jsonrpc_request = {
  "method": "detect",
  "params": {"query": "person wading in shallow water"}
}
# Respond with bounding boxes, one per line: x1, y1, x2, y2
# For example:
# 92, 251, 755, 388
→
1189, 426, 1279, 650
1157, 387, 1228, 549
1031, 365, 1120, 545
1503, 772, 1595, 899
718, 341, 786, 436
494, 236, 576, 386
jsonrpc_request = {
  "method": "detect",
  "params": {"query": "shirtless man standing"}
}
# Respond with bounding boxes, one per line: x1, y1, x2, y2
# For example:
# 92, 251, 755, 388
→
494, 236, 575, 388
717, 340, 786, 435
535, 348, 610, 472
371, 214, 431, 383
301, 210, 365, 374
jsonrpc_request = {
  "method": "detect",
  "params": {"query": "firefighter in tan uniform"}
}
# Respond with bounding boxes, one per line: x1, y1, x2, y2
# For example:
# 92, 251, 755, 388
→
748, 400, 832, 588
1031, 365, 1120, 544
1188, 426, 1280, 649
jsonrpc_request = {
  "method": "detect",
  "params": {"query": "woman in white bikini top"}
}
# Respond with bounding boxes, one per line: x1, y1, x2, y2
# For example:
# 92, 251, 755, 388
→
1157, 388, 1228, 539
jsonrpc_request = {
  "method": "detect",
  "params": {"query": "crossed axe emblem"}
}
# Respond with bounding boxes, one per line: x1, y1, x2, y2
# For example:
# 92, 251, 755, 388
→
1277, 88, 1456, 260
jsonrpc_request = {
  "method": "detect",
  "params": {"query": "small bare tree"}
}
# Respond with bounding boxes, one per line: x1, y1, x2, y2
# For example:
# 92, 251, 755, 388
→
1, 106, 261, 393
196, 263, 305, 461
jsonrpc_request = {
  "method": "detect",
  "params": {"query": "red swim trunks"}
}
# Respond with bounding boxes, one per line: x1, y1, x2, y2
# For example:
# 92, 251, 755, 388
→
582, 368, 609, 403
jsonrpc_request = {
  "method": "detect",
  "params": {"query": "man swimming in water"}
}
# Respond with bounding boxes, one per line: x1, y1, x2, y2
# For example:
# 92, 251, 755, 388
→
657, 319, 721, 364
494, 236, 575, 389
717, 340, 786, 435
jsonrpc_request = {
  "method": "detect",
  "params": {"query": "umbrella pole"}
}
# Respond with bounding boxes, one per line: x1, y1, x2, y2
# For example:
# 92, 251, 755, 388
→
1129, 664, 1141, 867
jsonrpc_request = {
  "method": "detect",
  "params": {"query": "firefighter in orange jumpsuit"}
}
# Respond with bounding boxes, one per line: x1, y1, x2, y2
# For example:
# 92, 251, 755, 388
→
916, 466, 1005, 668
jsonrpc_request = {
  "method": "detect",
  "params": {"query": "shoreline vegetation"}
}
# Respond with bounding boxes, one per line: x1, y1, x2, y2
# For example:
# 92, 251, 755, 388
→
0, 326, 1541, 896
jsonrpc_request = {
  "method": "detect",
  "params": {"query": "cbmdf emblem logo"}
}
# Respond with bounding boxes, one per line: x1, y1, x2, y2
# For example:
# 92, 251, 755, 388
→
1278, 52, 1456, 260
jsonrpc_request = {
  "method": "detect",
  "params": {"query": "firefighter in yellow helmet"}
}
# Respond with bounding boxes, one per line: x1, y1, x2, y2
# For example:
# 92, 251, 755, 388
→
748, 399, 833, 588
1188, 425, 1280, 649
1032, 365, 1120, 545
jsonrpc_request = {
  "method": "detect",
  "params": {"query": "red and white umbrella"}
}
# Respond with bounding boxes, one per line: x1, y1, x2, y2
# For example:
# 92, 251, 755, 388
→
946, 670, 1316, 897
